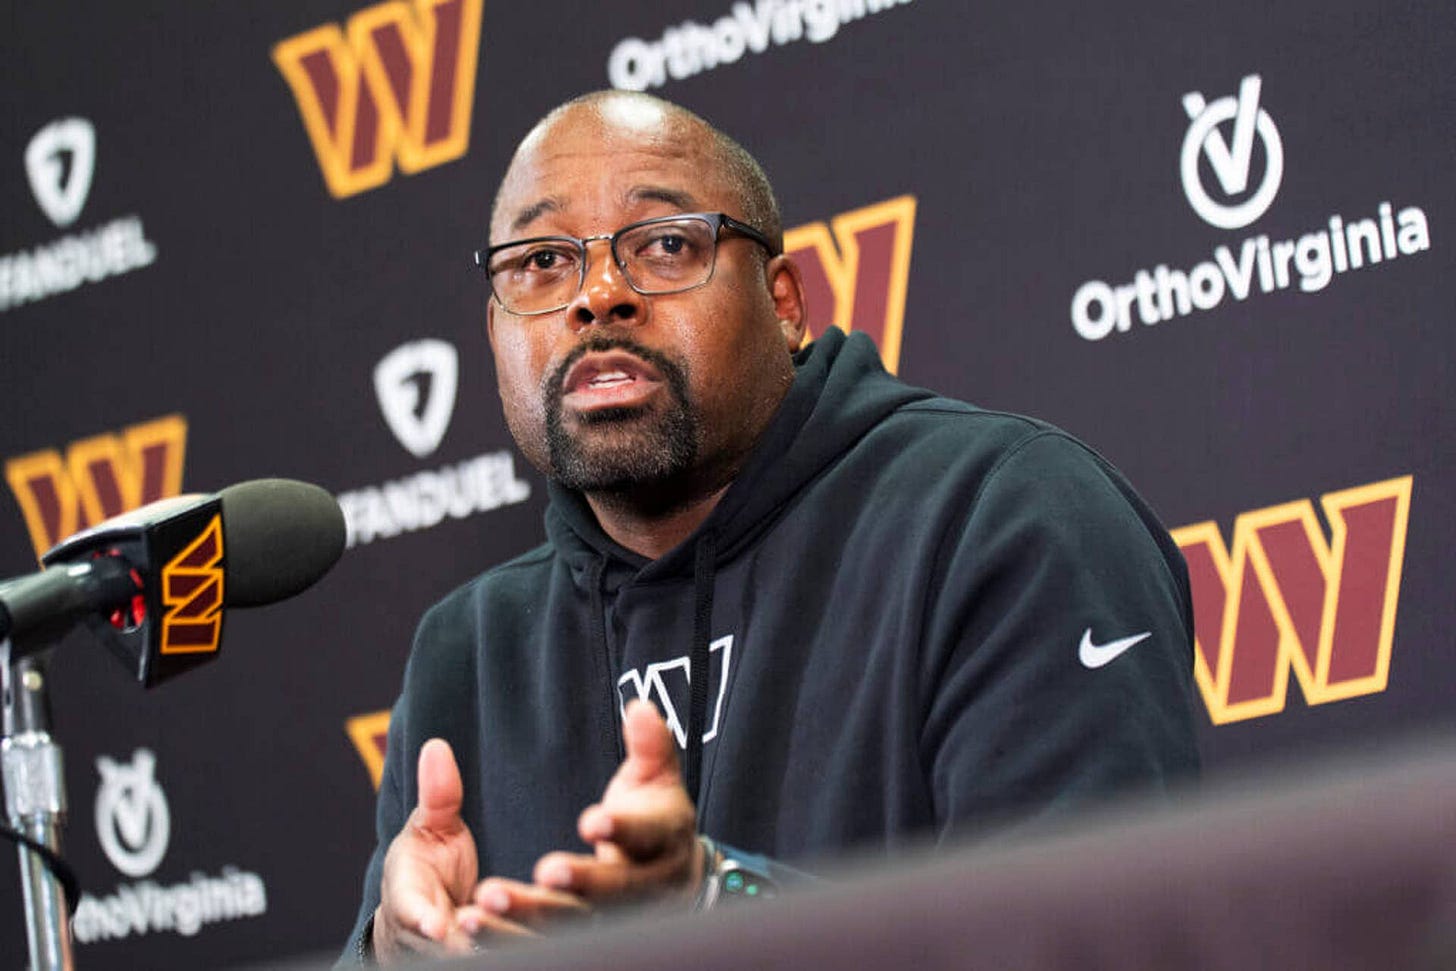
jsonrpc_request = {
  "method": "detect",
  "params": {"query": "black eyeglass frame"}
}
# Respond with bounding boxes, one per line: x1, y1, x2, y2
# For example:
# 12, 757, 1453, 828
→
473, 212, 780, 316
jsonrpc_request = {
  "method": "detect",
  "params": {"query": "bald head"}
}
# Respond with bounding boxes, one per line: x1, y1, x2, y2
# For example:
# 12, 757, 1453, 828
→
489, 91, 782, 251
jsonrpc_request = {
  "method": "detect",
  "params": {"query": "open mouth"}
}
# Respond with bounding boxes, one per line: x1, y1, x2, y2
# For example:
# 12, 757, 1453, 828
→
586, 369, 634, 389
561, 351, 666, 412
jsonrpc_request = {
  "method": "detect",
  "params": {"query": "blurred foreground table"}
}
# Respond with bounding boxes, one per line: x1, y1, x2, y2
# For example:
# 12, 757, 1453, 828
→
268, 737, 1456, 971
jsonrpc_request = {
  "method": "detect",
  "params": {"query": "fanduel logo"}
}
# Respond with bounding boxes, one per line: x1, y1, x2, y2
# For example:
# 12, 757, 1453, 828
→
26, 117, 95, 228
338, 452, 531, 548
374, 339, 458, 458
1070, 75, 1432, 341
607, 0, 914, 91
2, 117, 157, 313
337, 339, 530, 547
76, 749, 269, 944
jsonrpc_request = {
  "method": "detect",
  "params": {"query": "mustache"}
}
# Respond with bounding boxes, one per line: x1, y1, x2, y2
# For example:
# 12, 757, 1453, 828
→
544, 335, 691, 403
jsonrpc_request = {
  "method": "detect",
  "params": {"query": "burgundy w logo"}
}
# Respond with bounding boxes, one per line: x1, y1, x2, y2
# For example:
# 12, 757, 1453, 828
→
785, 195, 916, 374
160, 515, 224, 656
272, 0, 484, 199
5, 415, 187, 560
1172, 476, 1412, 724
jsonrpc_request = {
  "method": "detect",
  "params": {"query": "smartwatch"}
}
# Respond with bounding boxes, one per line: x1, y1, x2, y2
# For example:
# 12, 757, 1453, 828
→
695, 836, 778, 909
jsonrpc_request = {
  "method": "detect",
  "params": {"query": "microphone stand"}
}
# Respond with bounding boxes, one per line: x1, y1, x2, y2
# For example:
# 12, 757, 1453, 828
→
2, 640, 75, 971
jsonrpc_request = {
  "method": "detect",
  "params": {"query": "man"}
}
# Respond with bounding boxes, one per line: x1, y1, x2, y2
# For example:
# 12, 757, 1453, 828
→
345, 90, 1200, 962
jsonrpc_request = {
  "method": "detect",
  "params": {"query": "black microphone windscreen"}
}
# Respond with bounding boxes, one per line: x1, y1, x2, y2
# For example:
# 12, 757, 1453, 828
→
218, 479, 346, 607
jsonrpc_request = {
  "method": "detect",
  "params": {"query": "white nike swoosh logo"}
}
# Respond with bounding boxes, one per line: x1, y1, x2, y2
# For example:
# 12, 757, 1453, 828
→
1079, 629, 1152, 669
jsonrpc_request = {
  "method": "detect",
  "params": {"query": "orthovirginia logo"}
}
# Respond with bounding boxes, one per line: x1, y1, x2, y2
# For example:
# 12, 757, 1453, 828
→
272, 0, 483, 198
1, 117, 157, 313
95, 750, 170, 878
607, 0, 914, 91
74, 749, 268, 943
1180, 75, 1283, 230
1173, 476, 1411, 725
1071, 74, 1431, 341
336, 338, 530, 548
4, 415, 187, 560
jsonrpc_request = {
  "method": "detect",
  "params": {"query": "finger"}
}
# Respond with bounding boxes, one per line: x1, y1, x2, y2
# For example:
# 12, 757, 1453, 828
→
620, 699, 680, 784
473, 877, 591, 927
579, 800, 695, 862
384, 862, 468, 942
437, 919, 480, 954
393, 891, 452, 942
414, 738, 464, 833
381, 923, 455, 960
579, 803, 615, 843
377, 897, 468, 961
455, 904, 537, 941
534, 848, 690, 903
390, 919, 478, 956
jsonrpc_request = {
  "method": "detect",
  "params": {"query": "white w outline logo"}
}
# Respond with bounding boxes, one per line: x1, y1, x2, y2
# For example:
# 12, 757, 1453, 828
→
617, 635, 734, 749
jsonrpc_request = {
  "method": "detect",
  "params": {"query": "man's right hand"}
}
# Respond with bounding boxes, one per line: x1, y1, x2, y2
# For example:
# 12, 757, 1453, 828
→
372, 738, 482, 960
372, 738, 590, 961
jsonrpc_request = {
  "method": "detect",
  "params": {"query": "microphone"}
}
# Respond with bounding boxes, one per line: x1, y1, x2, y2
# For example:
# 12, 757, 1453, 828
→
0, 478, 345, 686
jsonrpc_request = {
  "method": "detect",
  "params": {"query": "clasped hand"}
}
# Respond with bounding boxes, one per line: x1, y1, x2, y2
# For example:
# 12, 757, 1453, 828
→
371, 699, 706, 960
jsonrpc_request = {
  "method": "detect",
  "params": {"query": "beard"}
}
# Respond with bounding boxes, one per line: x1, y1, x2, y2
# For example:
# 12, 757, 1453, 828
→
543, 336, 700, 493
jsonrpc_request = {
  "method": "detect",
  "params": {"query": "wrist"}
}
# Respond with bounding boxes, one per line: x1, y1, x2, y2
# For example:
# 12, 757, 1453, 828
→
693, 837, 780, 910
691, 835, 722, 910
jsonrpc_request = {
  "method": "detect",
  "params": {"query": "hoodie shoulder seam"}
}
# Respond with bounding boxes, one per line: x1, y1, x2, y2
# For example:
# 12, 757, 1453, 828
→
444, 542, 554, 598
965, 428, 1186, 606
895, 399, 1049, 431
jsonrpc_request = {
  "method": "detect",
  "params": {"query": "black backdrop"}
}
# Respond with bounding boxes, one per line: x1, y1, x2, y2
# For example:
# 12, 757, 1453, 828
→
1, 1, 1452, 966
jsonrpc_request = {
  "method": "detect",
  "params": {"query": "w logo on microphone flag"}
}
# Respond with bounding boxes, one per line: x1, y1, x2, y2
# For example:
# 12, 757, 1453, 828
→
160, 514, 224, 656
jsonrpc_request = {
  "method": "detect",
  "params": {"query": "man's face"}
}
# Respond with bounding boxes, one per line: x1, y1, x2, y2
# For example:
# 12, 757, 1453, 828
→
486, 101, 802, 504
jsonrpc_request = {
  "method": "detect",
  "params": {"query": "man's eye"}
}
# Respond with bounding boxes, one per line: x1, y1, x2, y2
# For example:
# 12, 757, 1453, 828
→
515, 246, 575, 273
637, 230, 699, 260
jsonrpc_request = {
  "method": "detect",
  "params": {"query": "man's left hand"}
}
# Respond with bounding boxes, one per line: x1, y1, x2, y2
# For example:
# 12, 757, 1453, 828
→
531, 698, 706, 907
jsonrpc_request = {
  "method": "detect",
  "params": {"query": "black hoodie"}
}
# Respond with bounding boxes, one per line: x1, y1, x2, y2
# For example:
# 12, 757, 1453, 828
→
345, 327, 1200, 952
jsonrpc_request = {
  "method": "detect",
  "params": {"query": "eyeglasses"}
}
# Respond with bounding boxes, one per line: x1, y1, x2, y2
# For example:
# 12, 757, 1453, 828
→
475, 212, 778, 316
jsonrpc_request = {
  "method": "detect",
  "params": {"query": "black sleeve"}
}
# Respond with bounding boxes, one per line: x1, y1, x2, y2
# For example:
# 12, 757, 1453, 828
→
919, 431, 1201, 839
338, 689, 412, 964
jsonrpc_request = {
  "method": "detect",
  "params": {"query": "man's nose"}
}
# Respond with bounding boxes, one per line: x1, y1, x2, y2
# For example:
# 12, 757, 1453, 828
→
568, 238, 644, 330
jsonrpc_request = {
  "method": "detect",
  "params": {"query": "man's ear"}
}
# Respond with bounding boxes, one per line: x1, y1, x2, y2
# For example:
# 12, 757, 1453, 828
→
485, 297, 499, 352
766, 254, 808, 352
